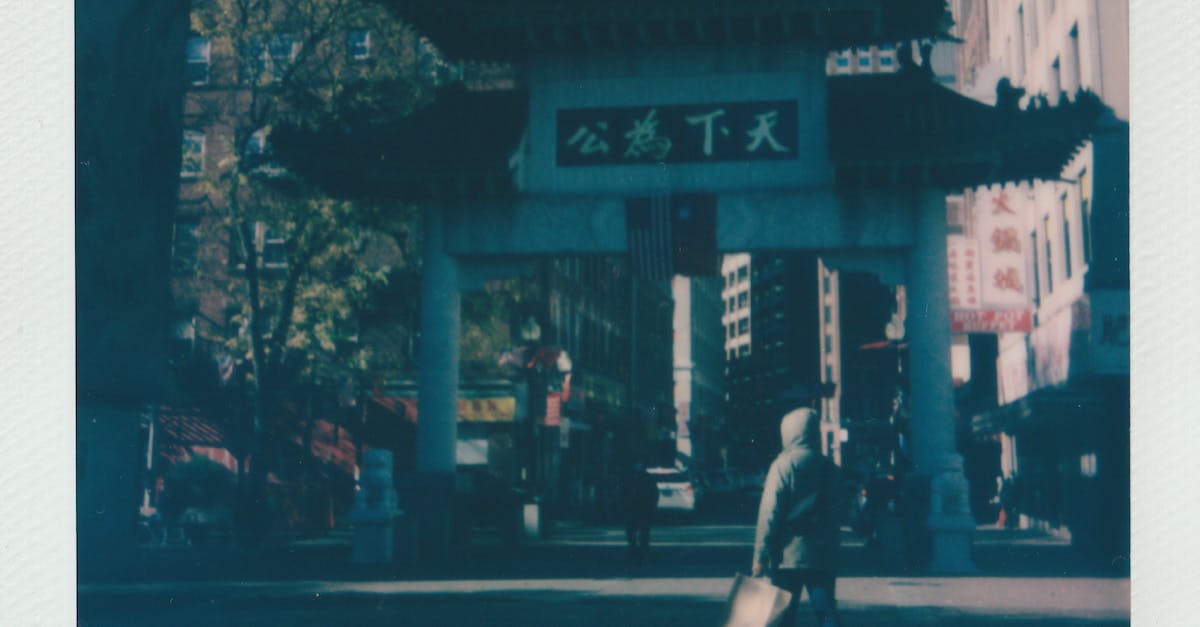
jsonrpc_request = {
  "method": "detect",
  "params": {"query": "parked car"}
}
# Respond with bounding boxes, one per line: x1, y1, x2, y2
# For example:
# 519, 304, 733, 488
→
646, 467, 698, 515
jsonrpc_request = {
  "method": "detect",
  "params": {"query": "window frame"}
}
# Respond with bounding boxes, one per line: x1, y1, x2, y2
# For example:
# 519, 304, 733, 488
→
1061, 193, 1073, 280
180, 130, 205, 178
348, 29, 372, 61
186, 36, 211, 86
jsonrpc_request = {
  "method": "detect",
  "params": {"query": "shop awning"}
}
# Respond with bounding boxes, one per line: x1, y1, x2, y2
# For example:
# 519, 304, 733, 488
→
970, 378, 1128, 437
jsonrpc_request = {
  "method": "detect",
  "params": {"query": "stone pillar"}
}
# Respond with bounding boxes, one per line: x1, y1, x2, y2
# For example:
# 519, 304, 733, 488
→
350, 449, 399, 563
907, 188, 976, 573
413, 204, 460, 558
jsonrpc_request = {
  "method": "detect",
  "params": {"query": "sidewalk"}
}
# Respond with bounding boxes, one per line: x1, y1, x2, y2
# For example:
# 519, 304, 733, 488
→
78, 525, 1130, 626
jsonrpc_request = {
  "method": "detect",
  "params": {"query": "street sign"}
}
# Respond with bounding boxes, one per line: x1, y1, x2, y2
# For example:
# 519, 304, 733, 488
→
951, 309, 1032, 333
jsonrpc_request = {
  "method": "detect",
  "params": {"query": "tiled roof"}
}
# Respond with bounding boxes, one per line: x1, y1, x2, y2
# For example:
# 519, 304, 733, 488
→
382, 0, 952, 59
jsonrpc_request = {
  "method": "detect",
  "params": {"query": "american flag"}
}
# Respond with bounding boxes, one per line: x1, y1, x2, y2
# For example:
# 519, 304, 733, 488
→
625, 194, 674, 281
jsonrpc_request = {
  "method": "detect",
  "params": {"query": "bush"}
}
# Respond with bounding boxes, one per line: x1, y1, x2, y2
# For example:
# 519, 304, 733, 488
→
159, 455, 237, 524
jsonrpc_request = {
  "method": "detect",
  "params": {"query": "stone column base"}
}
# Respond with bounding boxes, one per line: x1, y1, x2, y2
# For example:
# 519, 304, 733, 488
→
926, 454, 977, 574
397, 471, 455, 561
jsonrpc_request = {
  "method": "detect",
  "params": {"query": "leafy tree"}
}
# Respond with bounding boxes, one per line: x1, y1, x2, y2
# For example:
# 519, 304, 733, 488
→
179, 0, 428, 538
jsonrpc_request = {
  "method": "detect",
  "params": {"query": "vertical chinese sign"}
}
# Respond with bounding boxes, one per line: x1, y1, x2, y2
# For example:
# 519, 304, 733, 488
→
950, 186, 1033, 333
947, 235, 981, 311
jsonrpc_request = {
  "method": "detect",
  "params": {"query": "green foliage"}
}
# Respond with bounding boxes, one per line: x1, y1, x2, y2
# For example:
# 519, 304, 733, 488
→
184, 0, 428, 396
159, 455, 237, 522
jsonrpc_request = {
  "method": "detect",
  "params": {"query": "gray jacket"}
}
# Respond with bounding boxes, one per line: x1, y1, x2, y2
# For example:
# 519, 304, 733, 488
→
752, 408, 846, 571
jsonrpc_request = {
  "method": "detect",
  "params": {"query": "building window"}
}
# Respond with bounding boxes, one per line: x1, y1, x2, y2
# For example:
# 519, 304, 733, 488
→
245, 34, 299, 83
1080, 168, 1093, 263
878, 43, 896, 70
234, 222, 288, 270
1049, 57, 1062, 103
1043, 216, 1054, 293
348, 29, 371, 61
727, 349, 736, 361
262, 225, 287, 268
1061, 194, 1073, 279
186, 36, 211, 86
824, 334, 833, 354
737, 266, 748, 282
1068, 23, 1082, 93
181, 130, 205, 178
738, 318, 748, 335
738, 345, 750, 357
1080, 453, 1098, 478
171, 222, 199, 274
822, 276, 831, 294
833, 50, 852, 75
245, 129, 268, 158
269, 34, 299, 82
728, 322, 736, 338
824, 365, 833, 382
1030, 230, 1041, 306
856, 47, 872, 69
737, 292, 748, 308
823, 306, 832, 325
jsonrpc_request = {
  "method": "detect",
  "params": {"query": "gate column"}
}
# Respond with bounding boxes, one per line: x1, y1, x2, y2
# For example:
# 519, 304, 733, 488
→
412, 203, 460, 558
907, 188, 977, 573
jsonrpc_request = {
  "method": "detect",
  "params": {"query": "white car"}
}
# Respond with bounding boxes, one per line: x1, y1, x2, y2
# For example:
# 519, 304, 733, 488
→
647, 467, 697, 513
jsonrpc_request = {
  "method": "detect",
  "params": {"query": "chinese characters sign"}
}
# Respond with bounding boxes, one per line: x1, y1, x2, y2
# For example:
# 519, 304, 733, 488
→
948, 186, 1033, 333
947, 235, 981, 310
975, 187, 1032, 309
951, 309, 1032, 333
556, 100, 799, 166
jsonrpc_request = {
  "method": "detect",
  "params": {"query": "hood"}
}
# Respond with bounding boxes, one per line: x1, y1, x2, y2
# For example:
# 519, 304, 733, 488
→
779, 408, 821, 450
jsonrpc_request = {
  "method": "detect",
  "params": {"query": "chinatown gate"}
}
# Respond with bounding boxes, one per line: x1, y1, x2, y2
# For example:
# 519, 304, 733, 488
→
281, 1, 1104, 573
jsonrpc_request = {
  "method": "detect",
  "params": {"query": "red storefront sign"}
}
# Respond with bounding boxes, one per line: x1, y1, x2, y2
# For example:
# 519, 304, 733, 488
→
951, 309, 1032, 333
544, 392, 562, 427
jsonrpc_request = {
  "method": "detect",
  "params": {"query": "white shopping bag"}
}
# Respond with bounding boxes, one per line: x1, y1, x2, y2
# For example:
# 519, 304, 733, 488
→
718, 573, 793, 627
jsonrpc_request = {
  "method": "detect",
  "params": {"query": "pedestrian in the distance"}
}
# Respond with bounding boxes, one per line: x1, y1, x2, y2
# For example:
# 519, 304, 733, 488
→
752, 407, 847, 627
621, 462, 658, 564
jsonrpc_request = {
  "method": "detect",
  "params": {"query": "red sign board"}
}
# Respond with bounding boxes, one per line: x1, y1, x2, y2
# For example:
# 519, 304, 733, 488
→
951, 309, 1032, 333
544, 392, 562, 427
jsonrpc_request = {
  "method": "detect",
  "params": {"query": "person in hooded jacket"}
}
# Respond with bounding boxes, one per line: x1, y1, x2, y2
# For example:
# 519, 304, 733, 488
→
752, 407, 848, 627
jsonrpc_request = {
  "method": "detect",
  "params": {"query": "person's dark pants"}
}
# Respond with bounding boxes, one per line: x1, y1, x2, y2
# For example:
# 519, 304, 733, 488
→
771, 568, 840, 627
625, 523, 650, 561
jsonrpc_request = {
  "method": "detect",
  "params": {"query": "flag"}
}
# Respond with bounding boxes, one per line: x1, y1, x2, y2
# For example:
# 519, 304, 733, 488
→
626, 194, 674, 281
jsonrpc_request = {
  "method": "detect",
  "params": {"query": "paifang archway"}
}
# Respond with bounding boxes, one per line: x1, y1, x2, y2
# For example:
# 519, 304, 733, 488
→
276, 1, 1104, 573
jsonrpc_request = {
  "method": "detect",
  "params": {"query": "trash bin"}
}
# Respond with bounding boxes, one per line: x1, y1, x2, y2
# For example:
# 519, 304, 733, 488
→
523, 497, 542, 540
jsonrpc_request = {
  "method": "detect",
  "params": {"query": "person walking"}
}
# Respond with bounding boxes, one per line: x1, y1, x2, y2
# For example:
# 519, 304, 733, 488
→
621, 462, 658, 564
751, 407, 847, 627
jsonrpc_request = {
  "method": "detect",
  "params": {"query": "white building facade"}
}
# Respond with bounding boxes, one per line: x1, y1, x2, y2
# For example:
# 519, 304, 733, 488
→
672, 275, 727, 471
951, 0, 1129, 556
721, 253, 752, 361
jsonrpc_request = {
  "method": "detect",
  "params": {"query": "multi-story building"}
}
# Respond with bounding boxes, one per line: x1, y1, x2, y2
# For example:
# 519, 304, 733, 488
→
723, 253, 822, 467
950, 0, 1129, 557
720, 253, 752, 361
672, 275, 726, 471
816, 260, 843, 463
